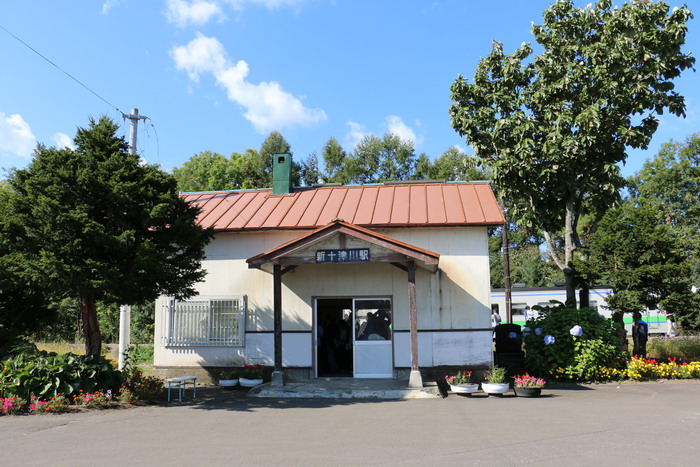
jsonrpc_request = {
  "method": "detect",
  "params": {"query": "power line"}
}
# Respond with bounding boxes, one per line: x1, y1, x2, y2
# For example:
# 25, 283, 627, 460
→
0, 23, 124, 117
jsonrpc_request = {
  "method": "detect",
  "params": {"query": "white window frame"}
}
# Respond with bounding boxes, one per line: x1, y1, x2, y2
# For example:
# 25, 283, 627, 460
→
163, 295, 246, 347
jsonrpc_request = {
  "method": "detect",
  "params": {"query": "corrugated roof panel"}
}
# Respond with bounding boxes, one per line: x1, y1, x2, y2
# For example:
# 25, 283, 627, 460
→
197, 193, 236, 228
441, 185, 467, 224
336, 187, 363, 224
474, 184, 503, 223
409, 185, 428, 225
372, 186, 395, 224
261, 195, 297, 228
182, 182, 504, 231
220, 192, 266, 229
354, 187, 379, 225
317, 188, 348, 225
298, 189, 332, 227
426, 185, 448, 224
246, 196, 282, 228
390, 186, 410, 224
280, 190, 314, 227
458, 185, 486, 224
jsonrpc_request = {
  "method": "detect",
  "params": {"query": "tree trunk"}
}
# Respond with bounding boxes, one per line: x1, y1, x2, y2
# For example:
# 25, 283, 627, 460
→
80, 295, 102, 357
579, 282, 589, 309
563, 268, 577, 308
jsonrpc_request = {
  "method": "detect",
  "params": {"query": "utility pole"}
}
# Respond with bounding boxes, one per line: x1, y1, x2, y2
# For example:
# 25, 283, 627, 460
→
499, 199, 513, 324
118, 108, 148, 370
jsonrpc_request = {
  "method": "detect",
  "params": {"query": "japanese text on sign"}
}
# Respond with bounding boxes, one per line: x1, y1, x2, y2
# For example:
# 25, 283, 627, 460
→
315, 248, 370, 263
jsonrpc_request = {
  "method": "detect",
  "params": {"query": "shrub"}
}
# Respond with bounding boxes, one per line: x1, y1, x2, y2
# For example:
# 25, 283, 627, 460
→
123, 369, 163, 402
647, 336, 700, 362
1, 395, 25, 415
523, 306, 628, 381
1, 349, 122, 400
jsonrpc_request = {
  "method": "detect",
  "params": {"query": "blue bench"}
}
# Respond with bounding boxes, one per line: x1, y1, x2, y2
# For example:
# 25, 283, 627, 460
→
166, 376, 198, 403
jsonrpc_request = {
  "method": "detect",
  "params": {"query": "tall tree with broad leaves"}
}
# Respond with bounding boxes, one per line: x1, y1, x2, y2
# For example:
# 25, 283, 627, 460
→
347, 133, 418, 183
450, 0, 695, 307
6, 117, 213, 356
172, 150, 240, 192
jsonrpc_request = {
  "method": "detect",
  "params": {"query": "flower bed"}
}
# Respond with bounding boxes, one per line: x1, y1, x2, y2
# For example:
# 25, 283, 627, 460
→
552, 357, 700, 382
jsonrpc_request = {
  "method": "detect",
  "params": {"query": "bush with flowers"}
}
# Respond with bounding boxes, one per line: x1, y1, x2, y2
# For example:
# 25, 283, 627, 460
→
1, 395, 25, 415
445, 370, 473, 386
242, 363, 264, 379
514, 373, 546, 388
592, 356, 700, 382
523, 306, 627, 382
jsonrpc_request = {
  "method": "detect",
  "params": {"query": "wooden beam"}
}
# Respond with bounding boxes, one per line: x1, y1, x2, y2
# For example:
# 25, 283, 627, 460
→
407, 261, 418, 372
281, 265, 297, 275
273, 264, 282, 372
391, 262, 408, 272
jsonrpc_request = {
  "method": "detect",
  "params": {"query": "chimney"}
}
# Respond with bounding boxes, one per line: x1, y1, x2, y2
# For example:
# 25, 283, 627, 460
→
272, 153, 292, 195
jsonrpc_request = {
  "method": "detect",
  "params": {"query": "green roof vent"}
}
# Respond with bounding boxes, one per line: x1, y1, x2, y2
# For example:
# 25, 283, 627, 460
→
272, 153, 292, 195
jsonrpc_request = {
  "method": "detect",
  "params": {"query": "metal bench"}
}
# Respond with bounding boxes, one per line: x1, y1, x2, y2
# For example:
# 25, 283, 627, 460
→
165, 376, 198, 403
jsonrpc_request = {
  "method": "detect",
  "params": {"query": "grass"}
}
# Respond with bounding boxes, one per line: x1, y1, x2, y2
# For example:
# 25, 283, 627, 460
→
34, 342, 154, 366
647, 335, 700, 362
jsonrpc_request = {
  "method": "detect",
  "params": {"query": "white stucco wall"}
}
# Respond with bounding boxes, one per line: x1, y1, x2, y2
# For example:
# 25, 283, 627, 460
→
154, 226, 492, 368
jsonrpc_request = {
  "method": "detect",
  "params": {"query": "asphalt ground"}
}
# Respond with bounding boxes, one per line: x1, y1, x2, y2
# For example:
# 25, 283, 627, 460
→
1, 381, 699, 466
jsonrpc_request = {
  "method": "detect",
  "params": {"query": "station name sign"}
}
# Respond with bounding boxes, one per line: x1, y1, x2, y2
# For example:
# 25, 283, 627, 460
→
315, 248, 370, 263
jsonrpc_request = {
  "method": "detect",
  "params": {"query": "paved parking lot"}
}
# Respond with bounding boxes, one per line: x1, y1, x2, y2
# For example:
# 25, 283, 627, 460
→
2, 381, 699, 466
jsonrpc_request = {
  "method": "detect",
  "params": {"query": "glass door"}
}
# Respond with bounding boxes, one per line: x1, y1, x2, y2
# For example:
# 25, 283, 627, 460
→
353, 298, 393, 378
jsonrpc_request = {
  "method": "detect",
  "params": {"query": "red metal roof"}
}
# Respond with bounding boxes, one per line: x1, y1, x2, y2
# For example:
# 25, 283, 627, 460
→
183, 182, 504, 231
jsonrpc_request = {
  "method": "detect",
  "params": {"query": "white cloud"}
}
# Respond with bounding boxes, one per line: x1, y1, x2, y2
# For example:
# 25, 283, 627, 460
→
53, 133, 75, 150
171, 35, 326, 132
223, 0, 307, 11
166, 0, 225, 27
345, 121, 369, 149
101, 0, 120, 14
0, 113, 36, 159
385, 115, 420, 145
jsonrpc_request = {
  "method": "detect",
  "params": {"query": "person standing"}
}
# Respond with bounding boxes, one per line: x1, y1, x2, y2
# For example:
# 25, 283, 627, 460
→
524, 306, 533, 322
666, 312, 678, 338
632, 311, 649, 357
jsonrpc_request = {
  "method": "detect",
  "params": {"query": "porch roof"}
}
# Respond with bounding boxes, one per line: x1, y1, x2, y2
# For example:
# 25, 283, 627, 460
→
246, 220, 440, 272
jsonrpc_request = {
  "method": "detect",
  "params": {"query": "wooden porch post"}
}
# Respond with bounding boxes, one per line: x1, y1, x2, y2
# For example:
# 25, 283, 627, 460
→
407, 260, 423, 388
272, 264, 284, 386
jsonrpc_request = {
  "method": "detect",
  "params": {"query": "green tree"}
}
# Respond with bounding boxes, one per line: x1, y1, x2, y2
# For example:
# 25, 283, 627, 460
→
416, 146, 488, 181
0, 183, 51, 342
320, 137, 348, 183
299, 152, 321, 186
172, 150, 240, 192
7, 116, 213, 356
629, 134, 700, 283
450, 0, 695, 306
346, 133, 418, 183
578, 200, 700, 330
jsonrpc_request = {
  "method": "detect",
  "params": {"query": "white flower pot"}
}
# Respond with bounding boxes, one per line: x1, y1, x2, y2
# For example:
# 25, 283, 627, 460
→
481, 382, 510, 395
450, 383, 479, 394
239, 377, 263, 387
219, 378, 238, 387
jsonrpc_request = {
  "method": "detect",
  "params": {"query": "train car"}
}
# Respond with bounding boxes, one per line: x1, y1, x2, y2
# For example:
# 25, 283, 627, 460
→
490, 285, 667, 335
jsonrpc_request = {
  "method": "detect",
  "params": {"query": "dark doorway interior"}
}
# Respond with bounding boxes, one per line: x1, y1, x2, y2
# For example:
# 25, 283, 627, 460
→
317, 298, 353, 377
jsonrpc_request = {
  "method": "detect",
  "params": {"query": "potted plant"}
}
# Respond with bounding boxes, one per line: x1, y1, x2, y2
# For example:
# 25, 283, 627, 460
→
481, 366, 510, 396
239, 363, 264, 387
445, 370, 479, 395
513, 373, 546, 397
218, 368, 239, 388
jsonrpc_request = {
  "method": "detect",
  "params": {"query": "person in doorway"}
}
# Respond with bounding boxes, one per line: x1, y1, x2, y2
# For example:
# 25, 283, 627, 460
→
524, 306, 533, 322
666, 311, 679, 338
491, 306, 501, 338
632, 311, 649, 357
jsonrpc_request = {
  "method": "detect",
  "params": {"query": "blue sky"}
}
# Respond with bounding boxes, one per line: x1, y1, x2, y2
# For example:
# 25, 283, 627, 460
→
1, 0, 698, 180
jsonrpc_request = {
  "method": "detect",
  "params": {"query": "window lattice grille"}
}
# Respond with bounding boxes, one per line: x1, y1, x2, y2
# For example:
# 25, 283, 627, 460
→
164, 297, 246, 346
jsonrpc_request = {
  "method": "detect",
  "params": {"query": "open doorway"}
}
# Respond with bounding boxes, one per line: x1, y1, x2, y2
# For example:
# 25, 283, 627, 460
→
316, 298, 353, 377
